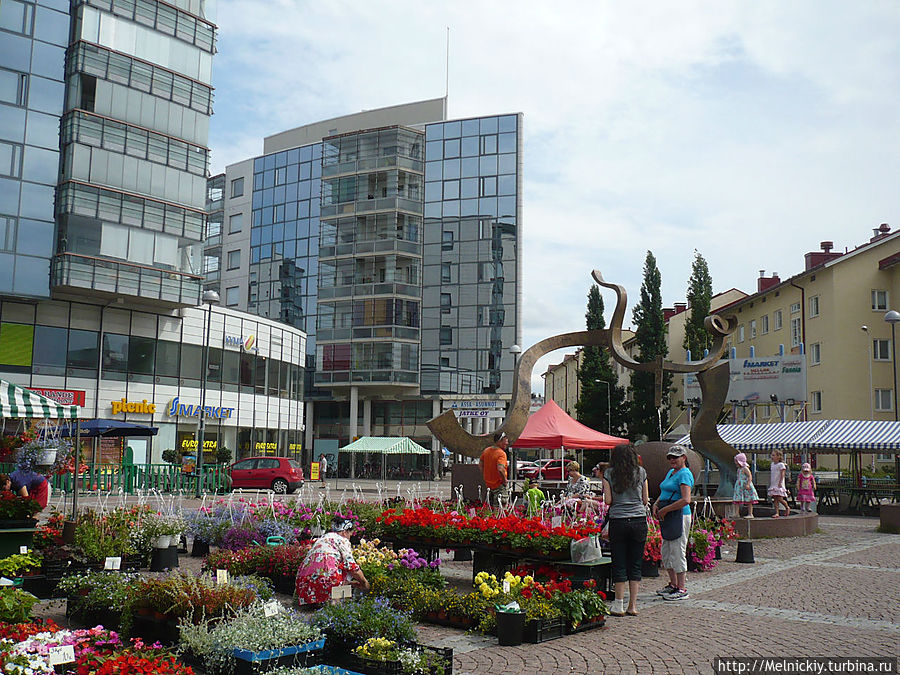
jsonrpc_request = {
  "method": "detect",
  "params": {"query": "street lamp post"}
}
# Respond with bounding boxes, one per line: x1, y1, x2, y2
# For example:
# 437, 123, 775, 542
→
861, 326, 874, 420
196, 290, 220, 498
884, 311, 900, 484
595, 379, 611, 434
508, 344, 522, 480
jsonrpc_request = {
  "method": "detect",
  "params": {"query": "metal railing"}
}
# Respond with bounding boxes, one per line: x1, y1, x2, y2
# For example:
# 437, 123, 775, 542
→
1, 462, 228, 495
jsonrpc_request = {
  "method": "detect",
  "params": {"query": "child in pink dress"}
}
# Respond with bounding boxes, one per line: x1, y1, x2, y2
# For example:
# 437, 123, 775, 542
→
795, 462, 817, 512
732, 453, 759, 518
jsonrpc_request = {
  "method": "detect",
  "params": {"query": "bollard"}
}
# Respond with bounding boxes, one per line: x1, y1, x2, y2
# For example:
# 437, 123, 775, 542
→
735, 540, 755, 564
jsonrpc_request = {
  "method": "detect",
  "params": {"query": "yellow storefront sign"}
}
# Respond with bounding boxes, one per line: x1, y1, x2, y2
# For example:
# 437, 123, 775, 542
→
310, 462, 320, 481
110, 398, 156, 415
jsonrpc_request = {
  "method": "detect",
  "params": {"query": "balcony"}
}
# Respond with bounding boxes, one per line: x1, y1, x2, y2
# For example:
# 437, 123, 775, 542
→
52, 253, 202, 307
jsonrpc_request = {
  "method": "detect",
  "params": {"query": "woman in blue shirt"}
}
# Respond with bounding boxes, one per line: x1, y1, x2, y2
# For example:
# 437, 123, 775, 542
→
651, 445, 693, 601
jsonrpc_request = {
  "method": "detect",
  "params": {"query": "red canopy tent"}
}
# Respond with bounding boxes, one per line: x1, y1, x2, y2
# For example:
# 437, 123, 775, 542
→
512, 399, 627, 449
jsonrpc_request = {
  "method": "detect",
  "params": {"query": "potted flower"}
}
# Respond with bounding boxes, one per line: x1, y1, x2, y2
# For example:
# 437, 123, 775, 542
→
143, 514, 187, 549
687, 526, 718, 572
0, 493, 42, 557
642, 518, 662, 577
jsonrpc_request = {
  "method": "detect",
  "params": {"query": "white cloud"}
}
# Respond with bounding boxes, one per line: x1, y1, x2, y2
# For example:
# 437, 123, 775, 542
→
208, 0, 900, 393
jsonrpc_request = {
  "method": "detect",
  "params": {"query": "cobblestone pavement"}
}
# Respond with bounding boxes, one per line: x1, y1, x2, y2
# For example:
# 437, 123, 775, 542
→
417, 516, 900, 674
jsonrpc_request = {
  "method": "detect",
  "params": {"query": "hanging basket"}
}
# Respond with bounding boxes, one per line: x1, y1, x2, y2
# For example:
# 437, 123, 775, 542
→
36, 449, 57, 466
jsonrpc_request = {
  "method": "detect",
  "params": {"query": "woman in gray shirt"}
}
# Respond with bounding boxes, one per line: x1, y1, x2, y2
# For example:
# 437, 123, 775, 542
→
602, 443, 649, 617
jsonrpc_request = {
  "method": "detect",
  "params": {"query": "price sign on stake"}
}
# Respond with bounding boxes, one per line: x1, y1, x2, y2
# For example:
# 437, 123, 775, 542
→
49, 645, 76, 665
551, 515, 562, 529
104, 556, 121, 570
263, 600, 280, 617
216, 569, 229, 585
467, 508, 475, 518
19, 546, 28, 555
502, 580, 510, 594
331, 584, 352, 600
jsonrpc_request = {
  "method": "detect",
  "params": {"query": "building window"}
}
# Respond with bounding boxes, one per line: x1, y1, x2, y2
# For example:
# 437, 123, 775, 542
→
226, 249, 240, 270
875, 389, 893, 412
749, 319, 757, 339
231, 177, 244, 198
441, 231, 454, 250
791, 317, 801, 347
0, 140, 22, 178
811, 391, 822, 413
0, 69, 27, 106
808, 295, 820, 318
872, 289, 888, 311
225, 286, 239, 306
738, 325, 745, 343
0, 216, 16, 252
761, 315, 769, 334
439, 327, 452, 345
0, 0, 35, 36
229, 212, 243, 233
790, 302, 801, 314
441, 263, 451, 283
873, 339, 891, 361
440, 293, 451, 313
773, 309, 783, 331
809, 342, 821, 365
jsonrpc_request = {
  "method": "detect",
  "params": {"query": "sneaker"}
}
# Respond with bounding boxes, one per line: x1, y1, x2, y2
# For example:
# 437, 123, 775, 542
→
663, 588, 690, 601
656, 584, 677, 597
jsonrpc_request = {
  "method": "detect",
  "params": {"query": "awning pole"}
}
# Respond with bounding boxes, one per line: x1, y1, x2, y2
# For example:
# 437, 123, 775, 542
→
72, 420, 80, 520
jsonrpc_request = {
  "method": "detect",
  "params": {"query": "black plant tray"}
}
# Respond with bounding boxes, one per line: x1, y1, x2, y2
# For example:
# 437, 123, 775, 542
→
523, 617, 565, 643
22, 574, 62, 599
563, 616, 606, 634
344, 643, 452, 675
131, 613, 180, 645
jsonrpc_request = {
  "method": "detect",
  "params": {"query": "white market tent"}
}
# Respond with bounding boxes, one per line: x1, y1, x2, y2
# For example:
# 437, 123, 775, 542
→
338, 436, 431, 480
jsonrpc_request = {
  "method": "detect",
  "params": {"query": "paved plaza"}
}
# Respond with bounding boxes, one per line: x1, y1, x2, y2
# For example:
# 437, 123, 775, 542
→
420, 515, 900, 674
38, 481, 900, 674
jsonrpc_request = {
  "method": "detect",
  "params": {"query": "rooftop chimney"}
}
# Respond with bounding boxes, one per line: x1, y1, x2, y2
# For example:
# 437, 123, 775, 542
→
870, 223, 892, 243
674, 303, 687, 314
805, 240, 843, 271
758, 271, 781, 293
820, 241, 833, 253
663, 307, 676, 322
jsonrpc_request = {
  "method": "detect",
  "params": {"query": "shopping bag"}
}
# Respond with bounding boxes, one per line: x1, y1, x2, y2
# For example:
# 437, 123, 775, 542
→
570, 535, 603, 563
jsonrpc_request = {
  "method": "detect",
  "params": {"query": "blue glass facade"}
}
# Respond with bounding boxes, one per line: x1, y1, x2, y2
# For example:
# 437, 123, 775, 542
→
0, 0, 70, 298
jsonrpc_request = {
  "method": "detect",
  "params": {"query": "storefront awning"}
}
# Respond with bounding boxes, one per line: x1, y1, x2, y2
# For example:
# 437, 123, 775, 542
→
806, 419, 900, 452
674, 420, 830, 451
0, 379, 79, 419
57, 419, 159, 438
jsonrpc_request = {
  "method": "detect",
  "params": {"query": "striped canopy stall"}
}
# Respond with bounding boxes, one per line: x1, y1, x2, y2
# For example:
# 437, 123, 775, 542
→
675, 420, 831, 451
0, 379, 79, 419
806, 419, 900, 452
339, 437, 430, 454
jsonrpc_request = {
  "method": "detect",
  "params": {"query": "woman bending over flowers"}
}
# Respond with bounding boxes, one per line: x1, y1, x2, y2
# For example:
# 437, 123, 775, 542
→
295, 515, 369, 607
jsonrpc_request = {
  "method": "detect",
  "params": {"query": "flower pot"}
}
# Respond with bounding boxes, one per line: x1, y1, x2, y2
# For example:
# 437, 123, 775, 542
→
191, 539, 210, 557
153, 534, 173, 549
496, 610, 526, 646
714, 544, 722, 560
149, 544, 179, 572
36, 449, 57, 466
523, 617, 565, 643
641, 559, 660, 578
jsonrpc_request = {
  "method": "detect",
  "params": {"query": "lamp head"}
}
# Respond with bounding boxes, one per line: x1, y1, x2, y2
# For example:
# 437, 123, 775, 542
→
885, 310, 900, 325
202, 290, 220, 305
861, 325, 868, 332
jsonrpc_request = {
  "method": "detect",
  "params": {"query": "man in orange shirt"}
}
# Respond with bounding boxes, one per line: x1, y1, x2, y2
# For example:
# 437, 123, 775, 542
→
480, 432, 509, 503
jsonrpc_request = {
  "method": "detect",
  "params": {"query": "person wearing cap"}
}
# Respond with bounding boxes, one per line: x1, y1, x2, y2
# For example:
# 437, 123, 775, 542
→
480, 432, 509, 503
295, 514, 369, 607
651, 445, 694, 601
796, 462, 817, 512
732, 452, 759, 519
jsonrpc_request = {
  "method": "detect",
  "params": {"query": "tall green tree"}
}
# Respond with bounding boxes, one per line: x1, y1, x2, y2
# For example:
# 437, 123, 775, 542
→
576, 285, 628, 434
630, 251, 670, 441
683, 250, 714, 359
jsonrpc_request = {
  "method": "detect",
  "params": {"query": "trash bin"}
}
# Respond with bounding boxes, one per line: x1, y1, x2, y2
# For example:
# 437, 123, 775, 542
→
496, 610, 526, 646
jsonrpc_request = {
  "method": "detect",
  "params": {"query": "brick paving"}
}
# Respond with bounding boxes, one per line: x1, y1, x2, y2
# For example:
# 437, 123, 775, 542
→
417, 515, 900, 674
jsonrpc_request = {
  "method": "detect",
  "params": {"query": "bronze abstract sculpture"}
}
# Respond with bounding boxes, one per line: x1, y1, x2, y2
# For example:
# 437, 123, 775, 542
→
428, 269, 741, 497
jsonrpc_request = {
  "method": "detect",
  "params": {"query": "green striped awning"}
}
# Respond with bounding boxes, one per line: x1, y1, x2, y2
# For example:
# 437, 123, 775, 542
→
0, 379, 80, 419
339, 437, 431, 455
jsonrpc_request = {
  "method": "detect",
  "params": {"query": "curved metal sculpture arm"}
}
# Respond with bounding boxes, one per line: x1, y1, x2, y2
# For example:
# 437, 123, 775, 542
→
689, 361, 737, 498
591, 269, 737, 373
427, 329, 611, 458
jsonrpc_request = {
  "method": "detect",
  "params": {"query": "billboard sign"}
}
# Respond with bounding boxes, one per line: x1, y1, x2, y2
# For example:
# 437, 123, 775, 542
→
683, 356, 806, 404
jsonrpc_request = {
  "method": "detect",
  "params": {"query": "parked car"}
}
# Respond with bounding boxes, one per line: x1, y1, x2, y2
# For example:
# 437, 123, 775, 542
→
519, 458, 555, 480
229, 456, 304, 493
538, 459, 570, 481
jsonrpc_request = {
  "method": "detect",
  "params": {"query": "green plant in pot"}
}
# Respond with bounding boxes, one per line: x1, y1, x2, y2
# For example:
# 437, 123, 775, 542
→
0, 492, 42, 521
143, 513, 187, 549
0, 551, 42, 577
0, 587, 39, 623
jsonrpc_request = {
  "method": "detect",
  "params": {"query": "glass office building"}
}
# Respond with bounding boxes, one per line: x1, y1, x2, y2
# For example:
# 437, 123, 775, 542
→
208, 102, 523, 460
0, 0, 70, 298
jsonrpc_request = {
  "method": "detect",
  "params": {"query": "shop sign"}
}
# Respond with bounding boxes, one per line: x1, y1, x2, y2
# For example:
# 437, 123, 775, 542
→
30, 388, 86, 407
255, 441, 278, 451
443, 400, 506, 418
288, 442, 302, 451
181, 439, 218, 449
224, 334, 259, 353
110, 398, 157, 415
165, 397, 234, 419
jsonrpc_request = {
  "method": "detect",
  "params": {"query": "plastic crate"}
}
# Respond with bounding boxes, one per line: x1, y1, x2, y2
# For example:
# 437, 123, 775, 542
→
231, 638, 326, 675
345, 643, 452, 675
523, 617, 565, 643
563, 616, 606, 634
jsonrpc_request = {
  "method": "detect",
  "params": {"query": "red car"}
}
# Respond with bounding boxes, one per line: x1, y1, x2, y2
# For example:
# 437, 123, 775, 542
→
538, 459, 569, 481
229, 457, 304, 494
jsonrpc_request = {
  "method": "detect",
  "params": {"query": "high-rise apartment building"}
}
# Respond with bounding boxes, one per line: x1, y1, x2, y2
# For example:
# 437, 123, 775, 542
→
207, 99, 523, 466
0, 1, 308, 467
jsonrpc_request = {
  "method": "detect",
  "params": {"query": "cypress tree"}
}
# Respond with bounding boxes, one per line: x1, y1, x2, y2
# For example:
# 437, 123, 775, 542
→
575, 285, 628, 434
683, 250, 714, 359
630, 251, 670, 441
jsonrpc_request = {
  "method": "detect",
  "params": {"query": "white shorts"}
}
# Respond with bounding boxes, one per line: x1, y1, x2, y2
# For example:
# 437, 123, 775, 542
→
660, 514, 692, 573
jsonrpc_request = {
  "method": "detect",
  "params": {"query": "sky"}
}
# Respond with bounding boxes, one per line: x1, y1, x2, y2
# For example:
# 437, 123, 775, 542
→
206, 1, 900, 392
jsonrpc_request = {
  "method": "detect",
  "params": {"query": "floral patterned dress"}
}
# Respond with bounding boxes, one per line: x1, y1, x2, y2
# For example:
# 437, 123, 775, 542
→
732, 467, 759, 505
295, 532, 359, 605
